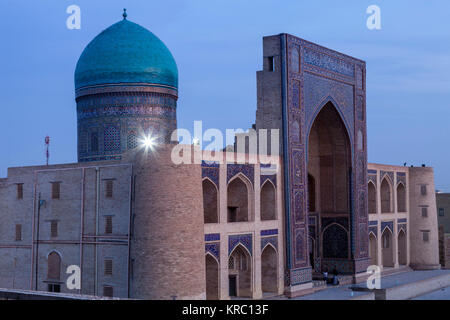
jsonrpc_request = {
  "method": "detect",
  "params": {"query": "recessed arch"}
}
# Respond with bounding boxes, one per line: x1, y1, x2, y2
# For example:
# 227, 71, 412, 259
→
368, 181, 377, 213
227, 174, 253, 222
397, 182, 406, 213
228, 244, 252, 298
203, 178, 219, 223
398, 229, 407, 265
369, 232, 378, 266
260, 179, 276, 221
261, 244, 278, 294
380, 177, 393, 213
205, 253, 219, 300
381, 228, 394, 267
321, 223, 349, 259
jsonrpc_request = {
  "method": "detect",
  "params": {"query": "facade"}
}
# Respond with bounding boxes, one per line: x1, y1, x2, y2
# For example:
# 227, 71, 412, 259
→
0, 14, 441, 299
437, 193, 450, 269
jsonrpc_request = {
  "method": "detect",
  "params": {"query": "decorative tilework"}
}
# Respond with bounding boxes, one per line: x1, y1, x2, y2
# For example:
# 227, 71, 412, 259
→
303, 48, 355, 77
381, 221, 394, 234
397, 218, 407, 223
397, 172, 406, 186
227, 164, 254, 185
261, 236, 278, 251
260, 229, 278, 236
205, 243, 220, 261
369, 220, 378, 226
398, 224, 407, 234
369, 226, 377, 237
290, 267, 312, 286
260, 175, 277, 188
380, 171, 394, 184
228, 234, 252, 256
205, 233, 220, 242
202, 161, 220, 189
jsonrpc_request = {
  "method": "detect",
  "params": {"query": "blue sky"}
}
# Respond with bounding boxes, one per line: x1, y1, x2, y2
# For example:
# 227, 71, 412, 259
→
0, 0, 449, 191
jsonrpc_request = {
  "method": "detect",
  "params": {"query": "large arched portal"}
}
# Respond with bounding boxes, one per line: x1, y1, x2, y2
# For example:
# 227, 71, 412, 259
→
261, 245, 278, 294
205, 254, 219, 300
307, 102, 351, 272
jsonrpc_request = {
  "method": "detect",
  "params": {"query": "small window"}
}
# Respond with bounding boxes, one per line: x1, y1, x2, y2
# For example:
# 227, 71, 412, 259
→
17, 184, 23, 199
103, 286, 114, 297
105, 180, 113, 198
267, 56, 275, 72
105, 216, 113, 234
51, 182, 60, 199
227, 207, 238, 223
439, 208, 445, 217
421, 207, 428, 217
422, 231, 430, 242
15, 224, 22, 241
51, 221, 58, 238
104, 259, 113, 276
420, 185, 427, 195
48, 284, 61, 293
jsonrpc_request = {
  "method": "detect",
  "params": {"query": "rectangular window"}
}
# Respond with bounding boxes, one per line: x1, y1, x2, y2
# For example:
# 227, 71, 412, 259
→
48, 284, 61, 293
51, 182, 60, 199
105, 180, 113, 198
104, 259, 113, 276
227, 206, 238, 223
51, 221, 58, 238
105, 216, 113, 234
103, 286, 114, 297
15, 224, 22, 241
421, 207, 428, 217
267, 56, 275, 72
17, 183, 23, 199
422, 230, 430, 242
420, 185, 427, 195
439, 208, 445, 217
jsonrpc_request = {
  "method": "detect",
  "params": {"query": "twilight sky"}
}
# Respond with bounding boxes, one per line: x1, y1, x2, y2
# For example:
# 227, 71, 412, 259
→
0, 0, 449, 191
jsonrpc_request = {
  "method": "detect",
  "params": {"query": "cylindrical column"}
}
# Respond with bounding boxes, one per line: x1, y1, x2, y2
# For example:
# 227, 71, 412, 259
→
129, 144, 206, 299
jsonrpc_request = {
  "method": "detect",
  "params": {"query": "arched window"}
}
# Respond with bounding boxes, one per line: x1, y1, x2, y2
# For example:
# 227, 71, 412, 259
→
203, 179, 218, 223
380, 178, 392, 213
260, 181, 276, 220
368, 181, 376, 213
47, 251, 61, 280
228, 245, 252, 298
397, 183, 406, 212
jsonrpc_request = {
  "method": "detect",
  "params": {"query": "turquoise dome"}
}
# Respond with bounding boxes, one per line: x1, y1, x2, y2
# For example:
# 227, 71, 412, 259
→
75, 19, 178, 90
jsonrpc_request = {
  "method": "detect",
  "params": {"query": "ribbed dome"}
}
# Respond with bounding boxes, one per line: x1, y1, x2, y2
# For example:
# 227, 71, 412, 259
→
75, 19, 178, 90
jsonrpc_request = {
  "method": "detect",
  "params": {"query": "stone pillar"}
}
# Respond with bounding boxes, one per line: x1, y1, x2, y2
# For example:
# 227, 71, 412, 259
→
393, 174, 399, 268
253, 164, 262, 299
376, 170, 383, 268
219, 163, 229, 299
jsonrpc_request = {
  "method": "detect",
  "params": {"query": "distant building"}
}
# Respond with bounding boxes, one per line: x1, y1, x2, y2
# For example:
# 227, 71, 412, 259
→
437, 193, 450, 269
0, 13, 441, 299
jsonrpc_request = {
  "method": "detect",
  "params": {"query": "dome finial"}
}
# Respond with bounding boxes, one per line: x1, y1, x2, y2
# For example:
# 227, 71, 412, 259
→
123, 8, 127, 20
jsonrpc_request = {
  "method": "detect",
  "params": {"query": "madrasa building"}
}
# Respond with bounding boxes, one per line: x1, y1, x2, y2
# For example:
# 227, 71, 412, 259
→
0, 12, 441, 299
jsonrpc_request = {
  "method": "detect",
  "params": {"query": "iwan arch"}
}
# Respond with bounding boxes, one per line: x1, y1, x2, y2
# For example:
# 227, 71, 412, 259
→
0, 15, 440, 299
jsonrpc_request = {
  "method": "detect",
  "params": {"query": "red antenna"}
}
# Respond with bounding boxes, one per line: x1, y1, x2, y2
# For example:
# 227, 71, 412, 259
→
45, 136, 50, 165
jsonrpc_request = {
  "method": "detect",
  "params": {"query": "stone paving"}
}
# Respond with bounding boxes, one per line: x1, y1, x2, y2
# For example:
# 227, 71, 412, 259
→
270, 269, 450, 300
